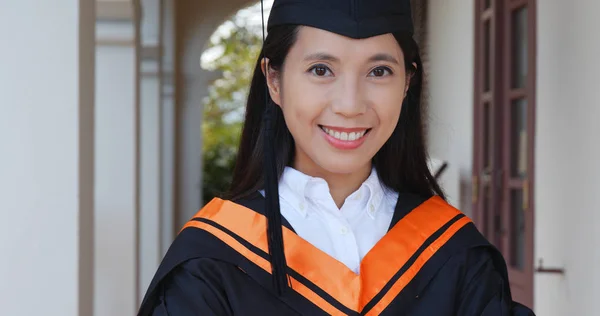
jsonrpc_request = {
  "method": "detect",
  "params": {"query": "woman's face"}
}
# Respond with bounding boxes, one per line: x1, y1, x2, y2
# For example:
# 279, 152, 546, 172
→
265, 26, 411, 177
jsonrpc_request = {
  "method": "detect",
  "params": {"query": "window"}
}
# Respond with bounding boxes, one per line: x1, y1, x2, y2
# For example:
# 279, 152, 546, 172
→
472, 0, 536, 308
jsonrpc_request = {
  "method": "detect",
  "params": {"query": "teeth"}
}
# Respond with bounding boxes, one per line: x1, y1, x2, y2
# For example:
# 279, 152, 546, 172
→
322, 127, 368, 141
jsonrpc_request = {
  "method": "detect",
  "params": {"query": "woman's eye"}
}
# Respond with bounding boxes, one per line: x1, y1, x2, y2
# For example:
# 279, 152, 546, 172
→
309, 65, 332, 77
369, 66, 393, 77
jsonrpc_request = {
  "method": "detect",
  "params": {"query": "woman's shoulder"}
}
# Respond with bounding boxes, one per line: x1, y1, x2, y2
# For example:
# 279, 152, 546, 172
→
138, 211, 252, 316
140, 257, 240, 316
448, 245, 535, 315
431, 219, 536, 315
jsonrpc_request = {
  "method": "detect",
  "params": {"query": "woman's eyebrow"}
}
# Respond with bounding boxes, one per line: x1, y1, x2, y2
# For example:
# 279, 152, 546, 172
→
303, 52, 339, 63
303, 52, 400, 65
368, 53, 400, 64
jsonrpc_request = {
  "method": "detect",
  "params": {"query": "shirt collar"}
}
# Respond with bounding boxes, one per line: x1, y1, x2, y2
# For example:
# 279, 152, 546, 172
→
279, 167, 311, 217
278, 166, 387, 219
356, 168, 385, 219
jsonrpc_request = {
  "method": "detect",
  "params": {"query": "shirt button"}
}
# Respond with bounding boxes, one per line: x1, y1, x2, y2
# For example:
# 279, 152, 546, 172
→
299, 203, 305, 210
369, 204, 375, 212
340, 226, 348, 235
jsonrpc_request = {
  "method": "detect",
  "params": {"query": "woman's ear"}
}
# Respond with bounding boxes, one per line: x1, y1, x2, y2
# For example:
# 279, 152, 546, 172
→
261, 57, 282, 106
404, 62, 418, 96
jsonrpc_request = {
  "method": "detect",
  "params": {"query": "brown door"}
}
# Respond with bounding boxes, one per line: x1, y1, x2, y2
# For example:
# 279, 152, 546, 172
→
472, 0, 536, 308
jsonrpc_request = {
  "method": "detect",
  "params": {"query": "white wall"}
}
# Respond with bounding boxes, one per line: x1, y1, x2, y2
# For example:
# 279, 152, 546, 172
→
95, 16, 140, 316
535, 1, 600, 315
426, 0, 474, 212
0, 1, 95, 315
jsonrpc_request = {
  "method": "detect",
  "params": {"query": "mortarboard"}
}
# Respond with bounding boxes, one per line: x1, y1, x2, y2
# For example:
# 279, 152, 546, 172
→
259, 0, 416, 295
267, 0, 414, 38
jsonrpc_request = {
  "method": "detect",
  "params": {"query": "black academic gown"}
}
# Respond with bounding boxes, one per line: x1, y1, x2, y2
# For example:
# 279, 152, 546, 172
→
138, 192, 535, 316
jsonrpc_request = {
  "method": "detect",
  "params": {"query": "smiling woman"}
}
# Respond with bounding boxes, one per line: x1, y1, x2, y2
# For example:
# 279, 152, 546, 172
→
138, 0, 535, 315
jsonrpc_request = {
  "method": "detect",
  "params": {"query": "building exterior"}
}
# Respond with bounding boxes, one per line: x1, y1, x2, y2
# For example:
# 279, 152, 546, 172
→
426, 1, 600, 315
1, 0, 598, 315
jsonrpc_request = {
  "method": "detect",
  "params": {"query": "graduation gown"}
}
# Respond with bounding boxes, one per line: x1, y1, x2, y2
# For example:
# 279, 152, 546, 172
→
138, 192, 535, 316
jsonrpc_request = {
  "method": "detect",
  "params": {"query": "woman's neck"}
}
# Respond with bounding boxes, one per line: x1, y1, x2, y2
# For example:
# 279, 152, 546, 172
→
292, 160, 372, 209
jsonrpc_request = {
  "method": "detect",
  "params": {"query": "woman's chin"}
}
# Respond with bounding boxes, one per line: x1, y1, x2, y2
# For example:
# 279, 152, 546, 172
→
313, 156, 372, 175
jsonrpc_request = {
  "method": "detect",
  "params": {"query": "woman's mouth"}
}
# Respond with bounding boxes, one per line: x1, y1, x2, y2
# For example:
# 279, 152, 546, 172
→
318, 125, 372, 150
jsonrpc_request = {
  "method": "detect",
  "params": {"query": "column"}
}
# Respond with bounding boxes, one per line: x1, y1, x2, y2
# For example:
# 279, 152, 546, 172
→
0, 1, 95, 315
175, 1, 224, 229
138, 0, 163, 304
160, 0, 176, 255
95, 0, 140, 314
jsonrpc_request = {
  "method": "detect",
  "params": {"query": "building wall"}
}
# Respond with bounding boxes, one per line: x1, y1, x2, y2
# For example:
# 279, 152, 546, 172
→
426, 0, 474, 213
535, 0, 600, 315
0, 1, 96, 315
427, 0, 600, 315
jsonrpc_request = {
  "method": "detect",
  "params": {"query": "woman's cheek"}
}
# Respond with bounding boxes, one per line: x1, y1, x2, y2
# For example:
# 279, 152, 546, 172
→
380, 109, 401, 142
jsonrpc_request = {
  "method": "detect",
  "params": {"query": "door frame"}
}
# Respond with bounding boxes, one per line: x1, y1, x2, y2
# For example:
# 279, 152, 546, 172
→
472, 0, 536, 308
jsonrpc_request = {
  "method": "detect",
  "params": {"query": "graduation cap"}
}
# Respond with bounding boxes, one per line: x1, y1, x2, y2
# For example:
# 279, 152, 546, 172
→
258, 0, 415, 295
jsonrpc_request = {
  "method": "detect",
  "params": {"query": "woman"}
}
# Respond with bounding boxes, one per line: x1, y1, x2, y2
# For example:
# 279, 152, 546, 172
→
139, 0, 535, 315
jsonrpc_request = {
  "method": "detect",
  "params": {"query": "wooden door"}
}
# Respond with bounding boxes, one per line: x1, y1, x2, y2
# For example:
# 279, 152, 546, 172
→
472, 0, 536, 308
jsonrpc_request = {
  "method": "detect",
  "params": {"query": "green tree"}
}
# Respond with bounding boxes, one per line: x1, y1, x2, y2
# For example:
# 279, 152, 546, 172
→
202, 17, 262, 205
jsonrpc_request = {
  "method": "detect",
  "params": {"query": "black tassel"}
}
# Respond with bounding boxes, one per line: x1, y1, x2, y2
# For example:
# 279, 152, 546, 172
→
263, 104, 290, 295
260, 0, 289, 295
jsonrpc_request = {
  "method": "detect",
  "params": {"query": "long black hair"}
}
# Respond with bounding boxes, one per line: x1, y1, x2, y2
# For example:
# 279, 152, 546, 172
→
227, 25, 445, 201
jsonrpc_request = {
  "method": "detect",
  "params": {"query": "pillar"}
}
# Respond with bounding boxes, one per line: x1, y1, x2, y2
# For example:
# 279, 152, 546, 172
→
175, 0, 227, 228
95, 0, 141, 314
138, 0, 164, 304
160, 0, 176, 254
0, 1, 95, 315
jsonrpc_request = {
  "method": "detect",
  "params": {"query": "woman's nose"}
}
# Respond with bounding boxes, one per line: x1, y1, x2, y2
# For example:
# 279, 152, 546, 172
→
330, 77, 367, 117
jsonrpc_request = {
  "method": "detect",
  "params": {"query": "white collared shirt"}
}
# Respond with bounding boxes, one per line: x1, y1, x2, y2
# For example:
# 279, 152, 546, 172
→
276, 167, 398, 274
